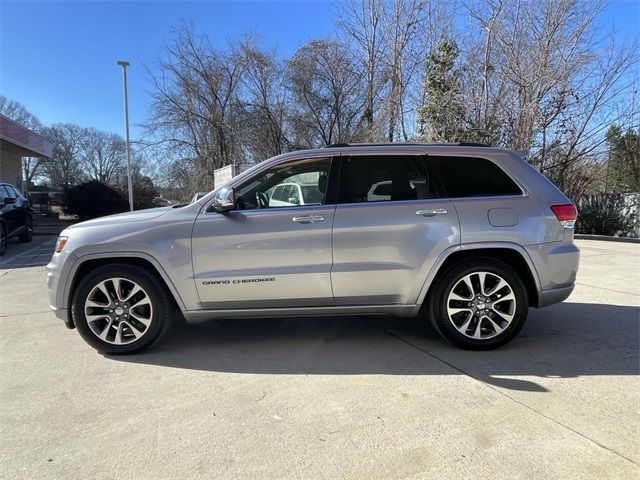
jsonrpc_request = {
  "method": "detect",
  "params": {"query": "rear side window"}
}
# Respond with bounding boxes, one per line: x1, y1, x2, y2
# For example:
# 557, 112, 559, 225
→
343, 155, 436, 203
430, 156, 522, 198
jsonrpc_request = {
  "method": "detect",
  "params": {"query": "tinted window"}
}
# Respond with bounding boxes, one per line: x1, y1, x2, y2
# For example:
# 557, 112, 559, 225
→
430, 156, 521, 197
344, 155, 435, 203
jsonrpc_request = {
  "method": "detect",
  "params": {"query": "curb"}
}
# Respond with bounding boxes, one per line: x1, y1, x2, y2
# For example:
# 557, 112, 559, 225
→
574, 234, 640, 244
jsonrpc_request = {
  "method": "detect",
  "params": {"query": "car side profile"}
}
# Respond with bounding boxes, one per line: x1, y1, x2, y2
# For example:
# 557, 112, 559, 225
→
47, 143, 579, 354
0, 182, 34, 256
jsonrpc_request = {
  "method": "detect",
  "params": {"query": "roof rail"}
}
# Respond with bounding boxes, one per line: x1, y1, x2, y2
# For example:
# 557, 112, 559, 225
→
323, 142, 490, 148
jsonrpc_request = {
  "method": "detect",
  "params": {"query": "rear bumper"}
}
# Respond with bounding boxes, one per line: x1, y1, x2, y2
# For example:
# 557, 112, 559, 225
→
526, 241, 580, 307
536, 284, 575, 308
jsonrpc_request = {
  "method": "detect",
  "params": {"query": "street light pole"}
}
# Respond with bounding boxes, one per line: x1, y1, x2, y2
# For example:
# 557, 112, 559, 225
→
117, 60, 134, 211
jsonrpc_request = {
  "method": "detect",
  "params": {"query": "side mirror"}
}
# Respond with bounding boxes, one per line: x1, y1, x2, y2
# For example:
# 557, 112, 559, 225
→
288, 197, 300, 205
210, 187, 235, 213
2, 197, 16, 205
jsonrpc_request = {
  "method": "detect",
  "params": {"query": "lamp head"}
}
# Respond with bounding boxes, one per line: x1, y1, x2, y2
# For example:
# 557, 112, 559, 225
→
117, 60, 130, 67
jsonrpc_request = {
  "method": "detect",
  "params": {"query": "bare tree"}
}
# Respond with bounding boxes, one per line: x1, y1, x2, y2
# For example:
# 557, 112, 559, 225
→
337, 0, 385, 137
145, 24, 247, 193
236, 39, 291, 161
80, 128, 127, 184
43, 124, 86, 187
287, 39, 367, 146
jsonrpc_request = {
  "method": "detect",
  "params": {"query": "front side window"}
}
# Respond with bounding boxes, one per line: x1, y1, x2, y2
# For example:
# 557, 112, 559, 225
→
235, 157, 331, 210
430, 156, 522, 198
343, 155, 435, 203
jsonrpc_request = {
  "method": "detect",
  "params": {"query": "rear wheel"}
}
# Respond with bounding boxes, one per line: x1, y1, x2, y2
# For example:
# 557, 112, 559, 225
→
429, 258, 529, 349
72, 264, 174, 354
18, 215, 33, 243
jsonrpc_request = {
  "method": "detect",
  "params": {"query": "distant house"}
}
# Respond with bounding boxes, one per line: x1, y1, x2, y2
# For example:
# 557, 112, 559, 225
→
0, 114, 52, 192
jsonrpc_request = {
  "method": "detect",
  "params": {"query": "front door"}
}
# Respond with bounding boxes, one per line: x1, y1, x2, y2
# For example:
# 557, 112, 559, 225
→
192, 156, 337, 310
331, 153, 460, 305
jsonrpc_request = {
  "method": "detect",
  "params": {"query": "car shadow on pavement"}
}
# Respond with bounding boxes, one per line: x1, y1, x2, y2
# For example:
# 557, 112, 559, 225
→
111, 302, 639, 392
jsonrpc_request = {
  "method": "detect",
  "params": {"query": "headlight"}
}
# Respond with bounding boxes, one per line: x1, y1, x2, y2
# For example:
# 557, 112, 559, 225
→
55, 236, 68, 253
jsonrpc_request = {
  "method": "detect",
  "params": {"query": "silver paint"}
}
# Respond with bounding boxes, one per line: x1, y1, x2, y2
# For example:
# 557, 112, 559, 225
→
47, 144, 579, 327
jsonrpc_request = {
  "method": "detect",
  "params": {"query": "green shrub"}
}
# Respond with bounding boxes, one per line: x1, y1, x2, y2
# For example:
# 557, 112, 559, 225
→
575, 195, 636, 236
62, 181, 129, 220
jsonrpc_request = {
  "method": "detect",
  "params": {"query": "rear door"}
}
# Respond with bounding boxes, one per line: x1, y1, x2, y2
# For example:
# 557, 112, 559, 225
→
331, 153, 460, 306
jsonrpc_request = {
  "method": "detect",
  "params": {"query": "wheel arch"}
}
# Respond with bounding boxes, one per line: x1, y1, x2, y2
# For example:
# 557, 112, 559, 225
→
66, 253, 187, 324
417, 243, 541, 309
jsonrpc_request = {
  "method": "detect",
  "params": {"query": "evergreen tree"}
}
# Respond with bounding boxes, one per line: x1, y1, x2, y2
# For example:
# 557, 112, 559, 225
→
416, 39, 466, 143
605, 125, 640, 193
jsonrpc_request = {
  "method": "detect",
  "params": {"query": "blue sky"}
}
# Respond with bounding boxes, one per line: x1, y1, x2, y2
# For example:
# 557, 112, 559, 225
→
1, 0, 638, 139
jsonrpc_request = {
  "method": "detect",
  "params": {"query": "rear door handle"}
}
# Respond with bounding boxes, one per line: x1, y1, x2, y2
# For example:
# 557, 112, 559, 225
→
416, 208, 448, 217
292, 214, 325, 224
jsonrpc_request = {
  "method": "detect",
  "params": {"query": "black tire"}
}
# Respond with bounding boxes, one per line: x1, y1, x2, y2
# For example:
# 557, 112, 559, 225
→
0, 223, 6, 256
71, 263, 174, 354
429, 258, 529, 350
18, 215, 33, 243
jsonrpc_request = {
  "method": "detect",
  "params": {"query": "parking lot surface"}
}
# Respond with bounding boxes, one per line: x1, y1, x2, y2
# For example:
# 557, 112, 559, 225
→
1, 239, 638, 479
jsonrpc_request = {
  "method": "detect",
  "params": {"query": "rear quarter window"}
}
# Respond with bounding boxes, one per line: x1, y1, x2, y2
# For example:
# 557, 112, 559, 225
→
430, 156, 522, 198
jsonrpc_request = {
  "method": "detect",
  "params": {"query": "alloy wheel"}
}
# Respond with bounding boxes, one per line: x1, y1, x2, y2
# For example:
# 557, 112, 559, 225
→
446, 271, 516, 340
84, 277, 153, 345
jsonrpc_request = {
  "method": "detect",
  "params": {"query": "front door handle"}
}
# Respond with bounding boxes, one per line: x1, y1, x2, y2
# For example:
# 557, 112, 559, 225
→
416, 208, 448, 217
292, 214, 325, 224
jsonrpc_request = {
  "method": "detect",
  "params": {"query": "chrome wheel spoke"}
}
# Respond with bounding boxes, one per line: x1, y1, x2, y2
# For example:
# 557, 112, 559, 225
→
487, 279, 508, 296
123, 320, 143, 339
96, 281, 112, 303
130, 296, 151, 309
456, 312, 473, 334
85, 313, 108, 323
478, 272, 488, 296
486, 316, 505, 335
99, 318, 114, 340
461, 275, 476, 297
449, 291, 473, 302
123, 285, 142, 303
472, 317, 484, 339
494, 292, 515, 303
86, 299, 109, 308
114, 324, 125, 345
491, 306, 514, 323
448, 307, 472, 316
113, 278, 125, 302
130, 311, 151, 327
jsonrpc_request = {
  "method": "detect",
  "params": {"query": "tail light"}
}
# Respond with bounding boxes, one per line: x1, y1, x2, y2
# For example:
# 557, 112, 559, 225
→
551, 204, 577, 229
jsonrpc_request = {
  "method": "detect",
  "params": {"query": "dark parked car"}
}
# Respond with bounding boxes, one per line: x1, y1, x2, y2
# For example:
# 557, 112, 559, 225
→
0, 182, 33, 256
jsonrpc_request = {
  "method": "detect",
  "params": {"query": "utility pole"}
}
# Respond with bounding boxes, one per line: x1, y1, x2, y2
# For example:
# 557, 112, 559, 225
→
117, 60, 134, 211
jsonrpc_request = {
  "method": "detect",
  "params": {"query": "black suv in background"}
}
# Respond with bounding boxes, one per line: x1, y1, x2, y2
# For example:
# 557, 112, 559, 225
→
0, 182, 33, 256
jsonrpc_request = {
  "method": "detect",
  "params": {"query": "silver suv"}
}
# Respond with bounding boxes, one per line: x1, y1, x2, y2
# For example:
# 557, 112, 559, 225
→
47, 144, 579, 354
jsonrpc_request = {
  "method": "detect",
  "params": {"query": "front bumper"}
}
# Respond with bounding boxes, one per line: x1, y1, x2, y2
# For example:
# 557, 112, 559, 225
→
46, 250, 77, 328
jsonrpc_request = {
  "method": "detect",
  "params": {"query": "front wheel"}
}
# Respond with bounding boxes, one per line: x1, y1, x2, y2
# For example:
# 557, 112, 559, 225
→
429, 258, 529, 350
71, 264, 174, 354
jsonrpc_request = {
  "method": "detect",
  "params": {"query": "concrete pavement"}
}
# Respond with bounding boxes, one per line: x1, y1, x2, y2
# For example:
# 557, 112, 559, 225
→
0, 240, 638, 479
